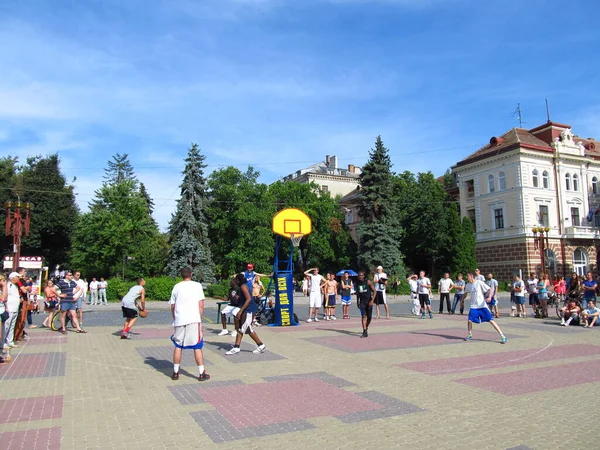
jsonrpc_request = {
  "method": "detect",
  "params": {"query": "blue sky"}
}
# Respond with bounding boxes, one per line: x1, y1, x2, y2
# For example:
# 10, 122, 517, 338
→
1, 0, 599, 229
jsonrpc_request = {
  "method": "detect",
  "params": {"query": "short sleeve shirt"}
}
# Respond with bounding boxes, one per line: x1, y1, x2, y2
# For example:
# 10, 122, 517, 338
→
485, 279, 498, 297
169, 281, 204, 327
417, 278, 431, 295
309, 274, 324, 293
454, 280, 465, 293
57, 280, 78, 302
374, 273, 387, 292
583, 280, 597, 299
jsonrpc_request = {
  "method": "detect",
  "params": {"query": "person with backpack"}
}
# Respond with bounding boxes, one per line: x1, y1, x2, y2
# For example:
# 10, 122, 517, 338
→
225, 273, 267, 356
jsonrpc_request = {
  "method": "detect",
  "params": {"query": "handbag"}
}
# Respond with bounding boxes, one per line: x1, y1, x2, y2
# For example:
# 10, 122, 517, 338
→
0, 310, 9, 322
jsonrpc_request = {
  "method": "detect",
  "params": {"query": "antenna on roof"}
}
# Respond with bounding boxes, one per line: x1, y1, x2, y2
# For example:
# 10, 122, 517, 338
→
545, 98, 551, 123
512, 103, 524, 128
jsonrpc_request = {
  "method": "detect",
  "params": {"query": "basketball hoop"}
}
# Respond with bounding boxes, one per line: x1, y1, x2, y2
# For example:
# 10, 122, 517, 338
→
290, 233, 303, 248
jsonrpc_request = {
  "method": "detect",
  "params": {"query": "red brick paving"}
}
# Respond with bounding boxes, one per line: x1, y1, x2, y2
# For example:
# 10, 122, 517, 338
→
130, 328, 173, 339
0, 354, 48, 378
454, 359, 600, 396
0, 427, 61, 450
198, 378, 383, 427
23, 336, 67, 346
0, 395, 63, 424
398, 344, 600, 375
270, 318, 414, 332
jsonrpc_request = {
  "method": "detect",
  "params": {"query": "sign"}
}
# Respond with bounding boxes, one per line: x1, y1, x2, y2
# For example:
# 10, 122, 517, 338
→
3, 256, 43, 270
273, 273, 298, 326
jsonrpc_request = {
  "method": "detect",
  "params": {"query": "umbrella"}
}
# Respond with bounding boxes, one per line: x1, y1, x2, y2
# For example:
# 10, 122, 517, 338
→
336, 269, 358, 277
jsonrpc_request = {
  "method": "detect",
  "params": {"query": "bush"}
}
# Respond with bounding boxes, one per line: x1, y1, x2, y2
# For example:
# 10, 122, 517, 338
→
205, 279, 230, 299
106, 278, 131, 302
145, 276, 178, 301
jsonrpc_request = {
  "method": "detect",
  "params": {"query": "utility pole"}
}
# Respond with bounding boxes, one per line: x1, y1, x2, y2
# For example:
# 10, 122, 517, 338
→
4, 198, 33, 271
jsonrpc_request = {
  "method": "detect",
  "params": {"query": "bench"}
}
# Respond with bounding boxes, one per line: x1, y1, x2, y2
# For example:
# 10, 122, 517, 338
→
215, 300, 232, 323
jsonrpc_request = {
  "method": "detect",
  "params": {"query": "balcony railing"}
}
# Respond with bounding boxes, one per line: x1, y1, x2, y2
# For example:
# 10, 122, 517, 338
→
564, 226, 600, 239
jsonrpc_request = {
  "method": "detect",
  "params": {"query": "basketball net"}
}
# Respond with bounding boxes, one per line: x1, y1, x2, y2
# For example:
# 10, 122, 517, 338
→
289, 233, 303, 247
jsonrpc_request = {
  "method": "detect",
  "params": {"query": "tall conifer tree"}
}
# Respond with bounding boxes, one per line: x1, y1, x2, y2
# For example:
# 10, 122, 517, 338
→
357, 136, 405, 275
166, 144, 216, 281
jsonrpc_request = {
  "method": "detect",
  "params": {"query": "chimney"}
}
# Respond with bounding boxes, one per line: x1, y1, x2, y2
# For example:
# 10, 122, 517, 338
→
325, 155, 331, 166
331, 155, 338, 169
348, 164, 355, 173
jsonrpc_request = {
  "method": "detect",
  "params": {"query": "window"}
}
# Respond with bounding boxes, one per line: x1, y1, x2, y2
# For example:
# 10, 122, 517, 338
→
467, 209, 476, 230
532, 169, 539, 188
499, 171, 506, 190
571, 207, 580, 226
542, 171, 549, 189
573, 174, 579, 191
321, 185, 329, 194
538, 205, 549, 226
565, 173, 571, 191
573, 248, 589, 276
593, 177, 599, 194
494, 208, 504, 229
466, 180, 475, 199
344, 208, 354, 224
488, 174, 495, 193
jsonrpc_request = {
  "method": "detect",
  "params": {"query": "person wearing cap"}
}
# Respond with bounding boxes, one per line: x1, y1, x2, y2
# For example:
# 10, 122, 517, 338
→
242, 263, 268, 302
373, 266, 390, 319
3, 272, 22, 349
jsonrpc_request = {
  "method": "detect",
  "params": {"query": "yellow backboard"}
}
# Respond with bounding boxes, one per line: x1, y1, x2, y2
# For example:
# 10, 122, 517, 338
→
272, 208, 312, 238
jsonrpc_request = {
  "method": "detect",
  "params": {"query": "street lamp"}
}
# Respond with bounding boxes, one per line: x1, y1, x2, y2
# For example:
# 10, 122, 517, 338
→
4, 199, 33, 271
532, 226, 550, 274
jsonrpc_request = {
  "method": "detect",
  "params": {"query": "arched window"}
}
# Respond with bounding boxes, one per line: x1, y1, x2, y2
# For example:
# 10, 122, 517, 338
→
488, 174, 495, 193
542, 170, 549, 189
498, 171, 506, 190
593, 177, 598, 194
565, 173, 571, 191
532, 169, 539, 188
573, 174, 579, 191
573, 247, 589, 276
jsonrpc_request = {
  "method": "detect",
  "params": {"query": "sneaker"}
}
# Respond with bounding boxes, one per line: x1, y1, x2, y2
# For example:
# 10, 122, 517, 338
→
361, 330, 368, 338
419, 314, 426, 319
325, 316, 330, 321
171, 372, 179, 380
331, 316, 337, 321
314, 317, 319, 322
464, 334, 472, 341
306, 318, 313, 323
198, 371, 210, 382
230, 330, 237, 336
253, 344, 267, 354
8, 343, 18, 348
501, 336, 508, 344
429, 312, 434, 319
560, 319, 566, 325
120, 334, 129, 339
225, 347, 241, 356
218, 329, 230, 336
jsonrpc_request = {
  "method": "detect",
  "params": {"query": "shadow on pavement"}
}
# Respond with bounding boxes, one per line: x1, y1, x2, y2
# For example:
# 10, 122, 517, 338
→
315, 328, 363, 337
143, 356, 196, 379
408, 331, 465, 341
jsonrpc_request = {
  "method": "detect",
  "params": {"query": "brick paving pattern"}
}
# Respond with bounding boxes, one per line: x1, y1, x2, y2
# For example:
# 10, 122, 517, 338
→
135, 345, 213, 369
0, 395, 63, 424
0, 352, 66, 380
203, 340, 287, 363
0, 427, 61, 450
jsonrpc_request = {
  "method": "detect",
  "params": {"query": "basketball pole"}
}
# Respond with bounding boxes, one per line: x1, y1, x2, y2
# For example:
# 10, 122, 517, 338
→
269, 234, 299, 326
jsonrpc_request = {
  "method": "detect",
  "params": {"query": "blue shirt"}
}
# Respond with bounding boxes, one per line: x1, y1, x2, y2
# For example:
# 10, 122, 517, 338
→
57, 279, 78, 302
583, 279, 597, 299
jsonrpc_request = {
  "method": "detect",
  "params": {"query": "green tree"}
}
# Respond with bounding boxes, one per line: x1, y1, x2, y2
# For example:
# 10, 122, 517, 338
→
207, 166, 274, 277
103, 153, 136, 185
166, 144, 215, 282
357, 136, 404, 276
139, 182, 154, 215
454, 216, 477, 275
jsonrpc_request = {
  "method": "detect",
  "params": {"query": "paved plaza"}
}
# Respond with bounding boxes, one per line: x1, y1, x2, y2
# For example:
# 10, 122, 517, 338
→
1, 295, 599, 449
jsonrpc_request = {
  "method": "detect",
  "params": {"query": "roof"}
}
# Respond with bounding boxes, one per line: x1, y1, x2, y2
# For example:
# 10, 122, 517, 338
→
339, 187, 361, 204
456, 128, 552, 167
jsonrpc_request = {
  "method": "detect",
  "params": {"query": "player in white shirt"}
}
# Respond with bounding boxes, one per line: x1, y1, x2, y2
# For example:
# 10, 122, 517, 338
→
438, 273, 454, 314
463, 272, 507, 343
169, 267, 210, 381
417, 271, 433, 319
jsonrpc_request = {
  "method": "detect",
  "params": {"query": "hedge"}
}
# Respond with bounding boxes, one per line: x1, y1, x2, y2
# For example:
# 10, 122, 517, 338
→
105, 276, 229, 302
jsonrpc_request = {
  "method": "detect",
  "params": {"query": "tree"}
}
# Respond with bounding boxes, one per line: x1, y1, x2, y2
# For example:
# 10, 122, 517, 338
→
454, 216, 477, 275
357, 136, 404, 275
139, 183, 155, 215
103, 153, 136, 185
207, 166, 274, 277
166, 144, 216, 282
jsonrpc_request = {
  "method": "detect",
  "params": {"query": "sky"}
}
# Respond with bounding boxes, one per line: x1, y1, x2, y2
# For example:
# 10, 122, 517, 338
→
1, 0, 599, 230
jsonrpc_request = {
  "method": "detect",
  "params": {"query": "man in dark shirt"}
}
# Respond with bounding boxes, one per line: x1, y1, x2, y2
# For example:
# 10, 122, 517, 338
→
356, 272, 376, 338
56, 272, 86, 334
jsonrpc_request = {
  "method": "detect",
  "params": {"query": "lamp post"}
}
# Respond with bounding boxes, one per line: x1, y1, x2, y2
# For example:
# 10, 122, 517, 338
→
4, 199, 33, 271
532, 226, 550, 274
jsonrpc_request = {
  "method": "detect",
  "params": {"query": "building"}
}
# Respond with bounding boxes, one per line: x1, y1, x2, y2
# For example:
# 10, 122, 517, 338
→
282, 155, 361, 198
452, 120, 600, 280
339, 187, 361, 242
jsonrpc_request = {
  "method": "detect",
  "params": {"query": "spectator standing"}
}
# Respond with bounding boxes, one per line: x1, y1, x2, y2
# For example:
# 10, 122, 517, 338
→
56, 272, 86, 334
169, 268, 210, 381
474, 269, 485, 282
73, 271, 87, 328
407, 275, 420, 316
304, 268, 325, 323
89, 278, 99, 305
513, 274, 526, 317
438, 273, 454, 314
4, 272, 24, 347
554, 276, 567, 302
0, 274, 9, 362
373, 266, 390, 319
582, 271, 597, 309
486, 273, 499, 318
42, 280, 59, 328
417, 271, 433, 319
526, 273, 539, 316
451, 274, 466, 315
340, 271, 353, 319
98, 278, 108, 305
537, 273, 550, 318
567, 273, 581, 300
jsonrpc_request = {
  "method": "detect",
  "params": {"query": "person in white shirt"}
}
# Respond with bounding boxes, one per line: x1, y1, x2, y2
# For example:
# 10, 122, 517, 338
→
169, 267, 209, 382
474, 269, 485, 282
407, 274, 420, 316
417, 271, 433, 319
120, 278, 146, 339
373, 266, 390, 319
438, 273, 454, 314
526, 273, 539, 316
304, 268, 326, 323
3, 273, 22, 349
463, 272, 507, 343
89, 278, 99, 305
98, 278, 108, 305
73, 272, 87, 328
512, 274, 527, 317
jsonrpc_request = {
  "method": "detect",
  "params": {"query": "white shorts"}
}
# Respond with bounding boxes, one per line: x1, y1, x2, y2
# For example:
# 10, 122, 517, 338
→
171, 323, 204, 349
309, 292, 322, 308
222, 305, 240, 317
238, 311, 254, 334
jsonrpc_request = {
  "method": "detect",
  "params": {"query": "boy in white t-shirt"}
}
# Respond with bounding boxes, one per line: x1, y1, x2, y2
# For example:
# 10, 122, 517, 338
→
417, 271, 433, 319
304, 268, 326, 322
463, 272, 507, 344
